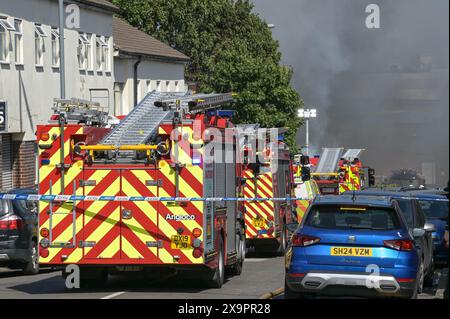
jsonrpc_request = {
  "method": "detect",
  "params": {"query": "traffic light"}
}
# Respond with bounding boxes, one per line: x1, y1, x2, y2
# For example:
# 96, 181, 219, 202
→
368, 168, 376, 187
301, 166, 311, 181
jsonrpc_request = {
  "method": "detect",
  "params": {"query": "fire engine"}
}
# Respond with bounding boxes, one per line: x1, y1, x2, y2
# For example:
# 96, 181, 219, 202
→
311, 148, 375, 195
237, 125, 296, 255
36, 92, 245, 288
292, 154, 319, 224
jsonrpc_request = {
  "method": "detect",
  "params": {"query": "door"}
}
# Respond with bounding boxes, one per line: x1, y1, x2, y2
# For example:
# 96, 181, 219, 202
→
120, 169, 161, 261
82, 169, 121, 259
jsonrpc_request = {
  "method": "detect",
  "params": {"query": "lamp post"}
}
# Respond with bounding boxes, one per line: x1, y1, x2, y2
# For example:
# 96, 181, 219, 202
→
298, 108, 317, 156
58, 0, 65, 99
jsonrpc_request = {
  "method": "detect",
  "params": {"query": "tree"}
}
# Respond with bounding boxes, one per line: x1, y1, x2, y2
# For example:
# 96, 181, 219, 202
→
112, 0, 303, 150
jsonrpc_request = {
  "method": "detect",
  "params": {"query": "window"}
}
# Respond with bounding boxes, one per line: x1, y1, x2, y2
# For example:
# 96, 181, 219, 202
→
34, 24, 47, 66
397, 199, 414, 228
305, 206, 400, 231
103, 37, 110, 72
0, 16, 15, 63
78, 33, 89, 69
95, 35, 106, 71
14, 19, 22, 64
85, 34, 93, 70
51, 28, 60, 67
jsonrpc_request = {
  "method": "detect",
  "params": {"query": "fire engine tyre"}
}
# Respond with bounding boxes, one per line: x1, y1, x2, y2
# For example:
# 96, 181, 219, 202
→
207, 238, 225, 289
23, 241, 39, 275
277, 225, 288, 256
229, 233, 245, 276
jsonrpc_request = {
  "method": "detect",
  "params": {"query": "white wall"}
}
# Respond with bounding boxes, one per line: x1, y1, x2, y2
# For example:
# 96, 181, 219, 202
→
0, 0, 114, 141
114, 56, 186, 115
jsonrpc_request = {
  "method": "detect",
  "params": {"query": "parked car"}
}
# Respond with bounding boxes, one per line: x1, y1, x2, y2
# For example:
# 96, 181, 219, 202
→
352, 190, 435, 285
0, 188, 39, 275
409, 192, 448, 266
285, 195, 423, 299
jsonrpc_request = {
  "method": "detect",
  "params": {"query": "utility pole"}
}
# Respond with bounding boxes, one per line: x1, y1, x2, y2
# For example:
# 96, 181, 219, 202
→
58, 0, 65, 99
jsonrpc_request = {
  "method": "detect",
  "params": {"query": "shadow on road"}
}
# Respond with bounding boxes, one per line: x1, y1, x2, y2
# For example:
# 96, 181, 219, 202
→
8, 271, 228, 295
0, 268, 56, 279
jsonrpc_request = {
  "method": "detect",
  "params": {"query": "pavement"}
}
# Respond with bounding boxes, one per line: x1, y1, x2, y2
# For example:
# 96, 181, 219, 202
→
0, 256, 447, 299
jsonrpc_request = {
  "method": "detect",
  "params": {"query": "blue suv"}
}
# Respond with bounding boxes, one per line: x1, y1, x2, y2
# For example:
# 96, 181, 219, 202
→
411, 193, 448, 265
285, 195, 422, 299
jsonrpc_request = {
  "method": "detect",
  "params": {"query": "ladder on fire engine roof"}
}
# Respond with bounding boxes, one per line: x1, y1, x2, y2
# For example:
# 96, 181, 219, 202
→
342, 149, 365, 162
315, 147, 344, 173
101, 91, 235, 146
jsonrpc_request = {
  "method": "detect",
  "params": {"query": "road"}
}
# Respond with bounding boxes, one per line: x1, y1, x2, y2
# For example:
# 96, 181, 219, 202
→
0, 256, 447, 299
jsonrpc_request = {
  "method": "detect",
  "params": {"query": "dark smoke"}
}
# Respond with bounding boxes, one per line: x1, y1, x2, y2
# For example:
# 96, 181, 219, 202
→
251, 0, 449, 186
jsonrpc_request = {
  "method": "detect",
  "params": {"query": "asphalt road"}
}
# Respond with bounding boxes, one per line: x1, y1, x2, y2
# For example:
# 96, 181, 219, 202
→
0, 256, 447, 299
0, 254, 285, 299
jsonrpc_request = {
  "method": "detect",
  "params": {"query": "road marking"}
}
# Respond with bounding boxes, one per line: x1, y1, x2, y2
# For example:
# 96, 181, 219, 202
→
245, 258, 269, 262
101, 291, 127, 299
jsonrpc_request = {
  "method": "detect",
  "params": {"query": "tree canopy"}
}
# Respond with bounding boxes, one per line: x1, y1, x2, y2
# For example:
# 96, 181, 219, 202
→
112, 0, 303, 150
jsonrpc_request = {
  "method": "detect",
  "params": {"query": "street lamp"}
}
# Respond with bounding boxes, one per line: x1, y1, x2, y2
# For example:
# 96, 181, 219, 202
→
297, 108, 317, 156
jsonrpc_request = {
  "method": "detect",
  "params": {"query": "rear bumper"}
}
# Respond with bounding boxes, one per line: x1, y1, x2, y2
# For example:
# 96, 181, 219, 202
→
286, 271, 416, 298
0, 248, 30, 264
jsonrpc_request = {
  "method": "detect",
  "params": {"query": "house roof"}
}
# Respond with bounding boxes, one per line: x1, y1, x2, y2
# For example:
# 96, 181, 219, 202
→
72, 0, 119, 12
112, 17, 190, 62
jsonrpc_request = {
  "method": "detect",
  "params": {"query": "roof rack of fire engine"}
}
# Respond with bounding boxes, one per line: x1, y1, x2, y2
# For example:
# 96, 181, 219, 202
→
101, 91, 235, 147
51, 98, 109, 126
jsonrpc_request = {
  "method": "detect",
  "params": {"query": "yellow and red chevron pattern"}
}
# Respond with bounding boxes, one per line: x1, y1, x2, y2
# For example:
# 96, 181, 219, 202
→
243, 170, 275, 239
296, 199, 310, 224
38, 125, 205, 265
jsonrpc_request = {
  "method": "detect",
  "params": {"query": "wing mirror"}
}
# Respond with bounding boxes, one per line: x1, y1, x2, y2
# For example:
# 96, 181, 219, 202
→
424, 223, 436, 232
412, 228, 426, 238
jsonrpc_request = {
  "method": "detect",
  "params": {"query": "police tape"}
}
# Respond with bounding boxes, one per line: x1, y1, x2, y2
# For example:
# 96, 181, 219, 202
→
0, 193, 447, 202
0, 193, 308, 202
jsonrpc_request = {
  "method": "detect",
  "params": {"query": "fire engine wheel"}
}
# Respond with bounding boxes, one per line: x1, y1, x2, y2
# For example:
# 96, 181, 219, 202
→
277, 225, 288, 256
23, 241, 39, 275
228, 233, 245, 276
207, 238, 225, 288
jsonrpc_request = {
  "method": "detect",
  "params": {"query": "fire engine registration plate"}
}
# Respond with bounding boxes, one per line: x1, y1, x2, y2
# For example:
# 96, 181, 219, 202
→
171, 235, 191, 249
330, 247, 372, 257
252, 218, 265, 228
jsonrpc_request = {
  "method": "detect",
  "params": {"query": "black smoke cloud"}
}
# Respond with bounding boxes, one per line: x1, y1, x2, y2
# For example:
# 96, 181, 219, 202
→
252, 0, 449, 185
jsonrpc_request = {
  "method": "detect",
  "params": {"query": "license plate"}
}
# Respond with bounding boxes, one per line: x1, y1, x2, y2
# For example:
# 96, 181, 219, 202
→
171, 235, 191, 249
330, 247, 373, 257
252, 218, 265, 228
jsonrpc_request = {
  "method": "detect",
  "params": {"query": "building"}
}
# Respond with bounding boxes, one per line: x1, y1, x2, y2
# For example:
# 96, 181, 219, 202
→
0, 0, 189, 190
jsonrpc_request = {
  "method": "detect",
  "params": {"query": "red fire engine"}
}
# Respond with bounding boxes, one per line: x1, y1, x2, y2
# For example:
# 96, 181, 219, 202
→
36, 93, 245, 288
238, 126, 296, 255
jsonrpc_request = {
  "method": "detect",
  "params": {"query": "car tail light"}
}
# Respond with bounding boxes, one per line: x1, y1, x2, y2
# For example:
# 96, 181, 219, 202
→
292, 234, 320, 247
40, 228, 50, 238
40, 151, 51, 159
0, 216, 24, 230
192, 228, 202, 238
384, 239, 414, 251
192, 238, 202, 249
40, 238, 50, 248
192, 248, 203, 259
40, 248, 50, 258
40, 132, 50, 141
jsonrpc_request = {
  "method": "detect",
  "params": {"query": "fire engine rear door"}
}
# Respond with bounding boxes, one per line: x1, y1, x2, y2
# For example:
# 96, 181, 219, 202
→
120, 169, 161, 261
82, 169, 121, 259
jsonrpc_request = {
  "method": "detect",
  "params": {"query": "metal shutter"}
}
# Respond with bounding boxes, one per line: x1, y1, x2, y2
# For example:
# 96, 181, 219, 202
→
1, 134, 13, 190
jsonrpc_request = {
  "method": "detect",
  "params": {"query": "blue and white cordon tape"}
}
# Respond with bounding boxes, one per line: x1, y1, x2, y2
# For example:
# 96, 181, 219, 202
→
0, 193, 307, 202
0, 193, 447, 202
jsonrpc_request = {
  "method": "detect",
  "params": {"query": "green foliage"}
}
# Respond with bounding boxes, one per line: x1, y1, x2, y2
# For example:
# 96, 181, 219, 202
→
112, 0, 303, 151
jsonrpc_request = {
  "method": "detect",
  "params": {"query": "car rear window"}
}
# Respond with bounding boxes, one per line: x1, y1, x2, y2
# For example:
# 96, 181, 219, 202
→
0, 200, 10, 218
305, 205, 401, 230
418, 200, 449, 219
